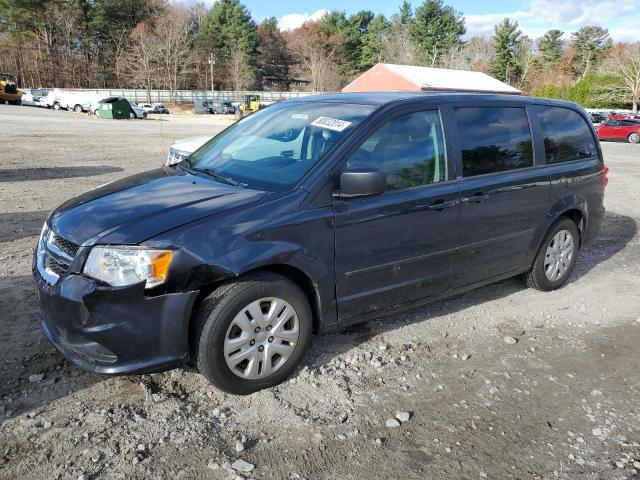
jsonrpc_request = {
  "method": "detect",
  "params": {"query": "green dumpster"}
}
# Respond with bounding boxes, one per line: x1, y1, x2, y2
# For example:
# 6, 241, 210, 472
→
97, 97, 131, 119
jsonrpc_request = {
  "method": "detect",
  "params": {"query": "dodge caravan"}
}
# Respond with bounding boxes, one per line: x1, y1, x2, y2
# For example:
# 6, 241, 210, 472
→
34, 93, 607, 394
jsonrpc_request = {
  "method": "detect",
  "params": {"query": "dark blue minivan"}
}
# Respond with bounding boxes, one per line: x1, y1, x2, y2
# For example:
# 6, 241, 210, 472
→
34, 93, 607, 394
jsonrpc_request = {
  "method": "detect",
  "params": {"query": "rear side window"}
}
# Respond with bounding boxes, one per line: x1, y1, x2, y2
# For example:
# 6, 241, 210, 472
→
347, 110, 446, 191
538, 107, 597, 163
454, 107, 533, 177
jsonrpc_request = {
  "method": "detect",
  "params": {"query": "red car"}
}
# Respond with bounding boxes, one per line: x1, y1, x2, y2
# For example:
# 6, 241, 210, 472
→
596, 119, 640, 143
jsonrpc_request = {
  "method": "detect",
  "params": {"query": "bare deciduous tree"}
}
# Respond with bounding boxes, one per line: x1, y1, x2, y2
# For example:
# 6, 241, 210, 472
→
286, 21, 342, 92
154, 7, 196, 100
227, 45, 255, 94
384, 26, 424, 66
440, 36, 494, 72
124, 22, 158, 102
601, 43, 640, 112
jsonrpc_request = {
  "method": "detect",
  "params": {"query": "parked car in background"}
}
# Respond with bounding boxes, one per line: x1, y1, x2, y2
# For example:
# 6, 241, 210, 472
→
34, 93, 606, 394
607, 112, 638, 121
137, 103, 169, 114
152, 103, 169, 114
130, 103, 148, 119
590, 112, 607, 125
166, 135, 212, 166
20, 89, 43, 107
596, 119, 640, 143
204, 100, 235, 114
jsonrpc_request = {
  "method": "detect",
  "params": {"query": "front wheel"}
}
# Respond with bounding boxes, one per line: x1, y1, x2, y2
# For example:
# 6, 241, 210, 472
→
525, 218, 579, 291
53, 102, 61, 110
192, 272, 312, 394
73, 104, 83, 113
628, 132, 640, 144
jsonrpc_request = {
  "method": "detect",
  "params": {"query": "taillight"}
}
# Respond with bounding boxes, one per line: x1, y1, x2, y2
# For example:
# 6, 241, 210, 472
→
602, 164, 609, 192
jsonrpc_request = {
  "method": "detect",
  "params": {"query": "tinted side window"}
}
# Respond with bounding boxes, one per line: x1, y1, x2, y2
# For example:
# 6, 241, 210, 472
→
347, 110, 446, 191
454, 107, 533, 177
538, 107, 597, 163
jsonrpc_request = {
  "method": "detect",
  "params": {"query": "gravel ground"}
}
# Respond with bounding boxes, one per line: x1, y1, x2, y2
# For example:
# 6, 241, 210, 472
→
1, 104, 639, 480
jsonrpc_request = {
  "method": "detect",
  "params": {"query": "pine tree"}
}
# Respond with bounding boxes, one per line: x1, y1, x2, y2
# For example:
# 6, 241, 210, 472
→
360, 14, 391, 68
408, 0, 465, 65
491, 18, 521, 83
537, 29, 564, 63
394, 1, 413, 25
198, 0, 258, 71
571, 26, 611, 78
256, 17, 293, 85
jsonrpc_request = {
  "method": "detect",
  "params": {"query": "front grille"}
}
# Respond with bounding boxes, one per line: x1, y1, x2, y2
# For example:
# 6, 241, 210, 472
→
37, 228, 78, 284
45, 255, 68, 276
51, 234, 79, 258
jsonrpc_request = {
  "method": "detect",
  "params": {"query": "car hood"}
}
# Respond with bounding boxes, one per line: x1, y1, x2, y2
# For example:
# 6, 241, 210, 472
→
49, 167, 267, 246
172, 135, 213, 155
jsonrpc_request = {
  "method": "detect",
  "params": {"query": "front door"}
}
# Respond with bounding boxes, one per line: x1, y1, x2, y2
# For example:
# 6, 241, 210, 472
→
333, 109, 460, 320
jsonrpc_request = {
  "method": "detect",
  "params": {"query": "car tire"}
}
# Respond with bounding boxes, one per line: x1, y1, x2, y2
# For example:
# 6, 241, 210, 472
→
53, 102, 61, 110
192, 271, 312, 395
628, 132, 640, 144
73, 104, 83, 113
525, 217, 580, 291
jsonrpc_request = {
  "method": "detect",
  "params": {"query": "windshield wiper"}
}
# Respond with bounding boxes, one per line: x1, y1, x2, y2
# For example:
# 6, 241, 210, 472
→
193, 167, 242, 187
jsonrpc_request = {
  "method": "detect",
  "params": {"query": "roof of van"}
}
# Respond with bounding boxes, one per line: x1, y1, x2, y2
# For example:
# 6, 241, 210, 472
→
291, 92, 581, 109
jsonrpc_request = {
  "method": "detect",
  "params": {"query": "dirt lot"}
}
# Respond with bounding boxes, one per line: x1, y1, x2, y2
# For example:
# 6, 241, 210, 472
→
1, 104, 639, 480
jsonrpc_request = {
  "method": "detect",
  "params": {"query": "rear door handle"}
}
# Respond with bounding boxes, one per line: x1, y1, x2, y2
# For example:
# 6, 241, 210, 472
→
427, 199, 459, 211
462, 193, 490, 204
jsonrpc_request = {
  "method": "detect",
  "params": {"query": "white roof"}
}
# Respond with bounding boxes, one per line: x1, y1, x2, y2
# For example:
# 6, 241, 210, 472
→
383, 63, 521, 94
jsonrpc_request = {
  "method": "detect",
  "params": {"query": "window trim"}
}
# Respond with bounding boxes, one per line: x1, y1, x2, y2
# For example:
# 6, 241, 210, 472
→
334, 107, 450, 198
451, 105, 536, 179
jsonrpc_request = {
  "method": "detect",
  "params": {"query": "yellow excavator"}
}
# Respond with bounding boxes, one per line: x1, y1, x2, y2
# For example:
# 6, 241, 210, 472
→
0, 74, 22, 105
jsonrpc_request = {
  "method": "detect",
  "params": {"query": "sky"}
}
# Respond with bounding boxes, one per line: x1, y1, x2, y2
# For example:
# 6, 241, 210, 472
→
197, 0, 640, 42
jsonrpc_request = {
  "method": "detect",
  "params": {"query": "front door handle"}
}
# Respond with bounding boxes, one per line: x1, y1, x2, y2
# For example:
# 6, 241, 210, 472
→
462, 193, 490, 204
428, 199, 459, 211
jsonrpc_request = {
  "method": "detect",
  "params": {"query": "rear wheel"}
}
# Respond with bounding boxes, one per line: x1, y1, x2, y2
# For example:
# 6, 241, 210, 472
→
192, 272, 312, 394
628, 132, 640, 144
73, 104, 83, 113
525, 218, 579, 291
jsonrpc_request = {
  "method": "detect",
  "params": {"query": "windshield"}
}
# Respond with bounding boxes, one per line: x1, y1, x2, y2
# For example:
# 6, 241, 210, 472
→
189, 101, 376, 192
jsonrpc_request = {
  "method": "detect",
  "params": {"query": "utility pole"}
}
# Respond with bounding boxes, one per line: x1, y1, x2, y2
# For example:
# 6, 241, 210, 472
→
208, 53, 216, 100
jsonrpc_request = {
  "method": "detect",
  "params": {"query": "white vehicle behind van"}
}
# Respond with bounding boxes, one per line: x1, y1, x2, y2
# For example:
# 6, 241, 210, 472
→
44, 89, 99, 112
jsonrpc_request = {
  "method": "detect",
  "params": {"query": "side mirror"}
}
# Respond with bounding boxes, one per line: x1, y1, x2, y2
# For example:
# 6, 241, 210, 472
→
335, 166, 386, 199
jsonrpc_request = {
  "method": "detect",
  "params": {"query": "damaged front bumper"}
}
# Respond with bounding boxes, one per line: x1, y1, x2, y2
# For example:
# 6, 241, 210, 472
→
34, 270, 198, 375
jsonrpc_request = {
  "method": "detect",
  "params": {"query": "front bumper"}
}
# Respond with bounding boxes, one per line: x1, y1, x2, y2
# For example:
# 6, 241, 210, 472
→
34, 269, 198, 375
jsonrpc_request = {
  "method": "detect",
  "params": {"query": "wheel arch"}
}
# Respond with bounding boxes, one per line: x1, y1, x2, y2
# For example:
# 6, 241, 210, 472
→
526, 196, 588, 269
560, 208, 585, 244
187, 262, 323, 345
255, 264, 322, 334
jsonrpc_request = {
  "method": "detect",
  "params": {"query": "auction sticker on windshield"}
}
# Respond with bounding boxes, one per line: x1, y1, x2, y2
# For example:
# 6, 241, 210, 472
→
310, 116, 352, 132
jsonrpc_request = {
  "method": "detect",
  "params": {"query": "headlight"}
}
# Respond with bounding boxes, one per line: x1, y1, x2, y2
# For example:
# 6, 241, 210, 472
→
166, 147, 190, 166
83, 246, 173, 288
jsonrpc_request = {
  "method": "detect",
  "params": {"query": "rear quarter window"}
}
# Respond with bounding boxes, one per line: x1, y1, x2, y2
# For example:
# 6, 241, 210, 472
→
537, 107, 597, 163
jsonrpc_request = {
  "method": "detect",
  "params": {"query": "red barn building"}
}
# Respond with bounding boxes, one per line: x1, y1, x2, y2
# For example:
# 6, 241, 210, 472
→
342, 63, 521, 95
